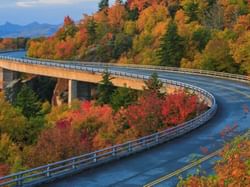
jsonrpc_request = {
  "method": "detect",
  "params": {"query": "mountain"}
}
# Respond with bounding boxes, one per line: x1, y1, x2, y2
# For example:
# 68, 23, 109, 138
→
0, 22, 60, 38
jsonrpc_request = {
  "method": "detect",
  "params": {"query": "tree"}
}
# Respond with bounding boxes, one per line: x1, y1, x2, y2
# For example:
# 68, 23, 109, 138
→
99, 0, 109, 11
108, 0, 127, 30
56, 16, 78, 41
111, 86, 137, 111
119, 92, 164, 137
201, 39, 239, 73
192, 27, 211, 52
86, 18, 97, 45
158, 22, 185, 67
27, 121, 85, 167
97, 70, 115, 105
14, 85, 42, 119
182, 0, 199, 22
112, 33, 132, 59
0, 93, 27, 144
144, 72, 164, 97
162, 91, 206, 126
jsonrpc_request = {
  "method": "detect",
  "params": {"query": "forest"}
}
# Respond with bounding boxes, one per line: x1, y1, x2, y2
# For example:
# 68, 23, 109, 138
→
0, 38, 28, 51
27, 0, 250, 75
0, 72, 207, 176
0, 0, 249, 183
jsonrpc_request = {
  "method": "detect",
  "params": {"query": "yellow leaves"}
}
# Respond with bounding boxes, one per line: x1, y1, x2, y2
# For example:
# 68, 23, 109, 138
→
137, 5, 169, 32
230, 31, 250, 74
124, 21, 137, 36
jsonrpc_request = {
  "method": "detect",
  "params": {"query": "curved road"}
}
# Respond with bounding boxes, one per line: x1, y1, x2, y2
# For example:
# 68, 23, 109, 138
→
1, 51, 250, 187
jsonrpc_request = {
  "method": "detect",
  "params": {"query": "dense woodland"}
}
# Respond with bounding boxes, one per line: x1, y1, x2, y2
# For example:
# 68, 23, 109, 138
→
28, 0, 250, 75
0, 38, 28, 51
0, 73, 207, 175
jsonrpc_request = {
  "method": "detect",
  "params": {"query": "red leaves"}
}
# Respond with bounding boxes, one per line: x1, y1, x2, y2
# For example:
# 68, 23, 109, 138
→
118, 90, 206, 137
0, 163, 10, 177
162, 91, 203, 126
123, 92, 163, 136
27, 121, 85, 167
27, 91, 207, 166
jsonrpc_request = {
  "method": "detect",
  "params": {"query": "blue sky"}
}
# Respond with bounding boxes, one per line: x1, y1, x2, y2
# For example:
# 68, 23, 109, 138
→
0, 0, 115, 25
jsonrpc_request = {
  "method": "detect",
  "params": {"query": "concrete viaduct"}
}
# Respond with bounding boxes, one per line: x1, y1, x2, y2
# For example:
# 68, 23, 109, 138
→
0, 51, 249, 187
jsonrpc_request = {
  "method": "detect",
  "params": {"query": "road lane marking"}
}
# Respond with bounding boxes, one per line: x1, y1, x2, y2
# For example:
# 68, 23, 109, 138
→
143, 150, 221, 187
144, 131, 250, 187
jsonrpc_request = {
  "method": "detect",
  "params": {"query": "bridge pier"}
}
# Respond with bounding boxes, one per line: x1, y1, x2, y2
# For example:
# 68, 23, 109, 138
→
0, 68, 19, 91
68, 80, 97, 105
68, 80, 77, 105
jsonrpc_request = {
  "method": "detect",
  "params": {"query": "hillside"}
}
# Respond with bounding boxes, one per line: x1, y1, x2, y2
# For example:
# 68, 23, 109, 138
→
27, 0, 250, 75
0, 22, 59, 38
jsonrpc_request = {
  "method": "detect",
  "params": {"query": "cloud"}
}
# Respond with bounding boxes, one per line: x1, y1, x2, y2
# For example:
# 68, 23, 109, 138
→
16, 0, 98, 7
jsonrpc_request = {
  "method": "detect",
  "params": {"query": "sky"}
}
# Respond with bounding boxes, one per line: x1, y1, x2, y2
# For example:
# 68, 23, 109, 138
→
0, 0, 115, 25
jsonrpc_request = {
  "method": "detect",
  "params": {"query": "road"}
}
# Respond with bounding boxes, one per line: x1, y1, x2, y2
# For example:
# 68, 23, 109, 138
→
2, 51, 250, 187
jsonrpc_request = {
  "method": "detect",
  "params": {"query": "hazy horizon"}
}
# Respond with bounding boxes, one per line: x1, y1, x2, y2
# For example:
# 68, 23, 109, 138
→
0, 0, 115, 25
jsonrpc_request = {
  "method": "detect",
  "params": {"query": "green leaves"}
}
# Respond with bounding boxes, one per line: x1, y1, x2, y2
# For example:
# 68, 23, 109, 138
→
14, 85, 42, 119
158, 22, 185, 67
97, 70, 115, 105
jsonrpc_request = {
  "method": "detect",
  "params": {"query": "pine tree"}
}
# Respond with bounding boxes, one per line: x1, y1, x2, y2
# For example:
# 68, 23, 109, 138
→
14, 85, 41, 119
158, 22, 184, 67
99, 0, 109, 11
144, 72, 164, 97
111, 86, 137, 111
97, 70, 115, 105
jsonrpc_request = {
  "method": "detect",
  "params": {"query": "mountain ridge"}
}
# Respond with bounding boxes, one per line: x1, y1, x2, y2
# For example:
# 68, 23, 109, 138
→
0, 22, 60, 38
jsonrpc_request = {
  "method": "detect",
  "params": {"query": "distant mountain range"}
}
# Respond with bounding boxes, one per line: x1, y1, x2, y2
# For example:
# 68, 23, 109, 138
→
0, 22, 60, 38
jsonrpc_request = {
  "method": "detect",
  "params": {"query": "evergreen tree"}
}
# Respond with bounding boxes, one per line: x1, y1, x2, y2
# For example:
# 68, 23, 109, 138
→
99, 0, 109, 11
87, 19, 97, 45
158, 22, 185, 67
144, 72, 164, 97
14, 85, 41, 119
111, 86, 137, 111
97, 70, 115, 105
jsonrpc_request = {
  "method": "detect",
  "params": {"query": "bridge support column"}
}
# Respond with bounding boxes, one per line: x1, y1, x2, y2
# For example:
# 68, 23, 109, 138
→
0, 68, 3, 90
0, 68, 19, 91
68, 80, 77, 105
77, 82, 97, 100
68, 80, 98, 105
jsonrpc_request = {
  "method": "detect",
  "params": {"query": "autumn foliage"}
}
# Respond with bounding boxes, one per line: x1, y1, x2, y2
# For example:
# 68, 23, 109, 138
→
178, 134, 250, 187
27, 0, 250, 75
21, 89, 207, 167
0, 38, 28, 51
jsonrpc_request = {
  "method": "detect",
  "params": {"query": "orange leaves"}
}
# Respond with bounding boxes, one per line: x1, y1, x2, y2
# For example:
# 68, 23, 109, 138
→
55, 39, 75, 59
127, 0, 164, 11
108, 1, 127, 29
179, 135, 250, 187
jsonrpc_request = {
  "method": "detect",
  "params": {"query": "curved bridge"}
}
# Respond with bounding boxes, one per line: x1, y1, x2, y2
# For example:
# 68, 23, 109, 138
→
0, 51, 249, 187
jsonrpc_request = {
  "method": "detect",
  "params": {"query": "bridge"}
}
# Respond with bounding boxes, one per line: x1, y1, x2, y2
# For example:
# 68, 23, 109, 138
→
0, 51, 249, 187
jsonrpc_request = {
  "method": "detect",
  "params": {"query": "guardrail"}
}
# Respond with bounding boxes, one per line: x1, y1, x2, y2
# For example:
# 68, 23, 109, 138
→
0, 49, 25, 54
1, 53, 249, 83
0, 55, 217, 187
25, 56, 250, 83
